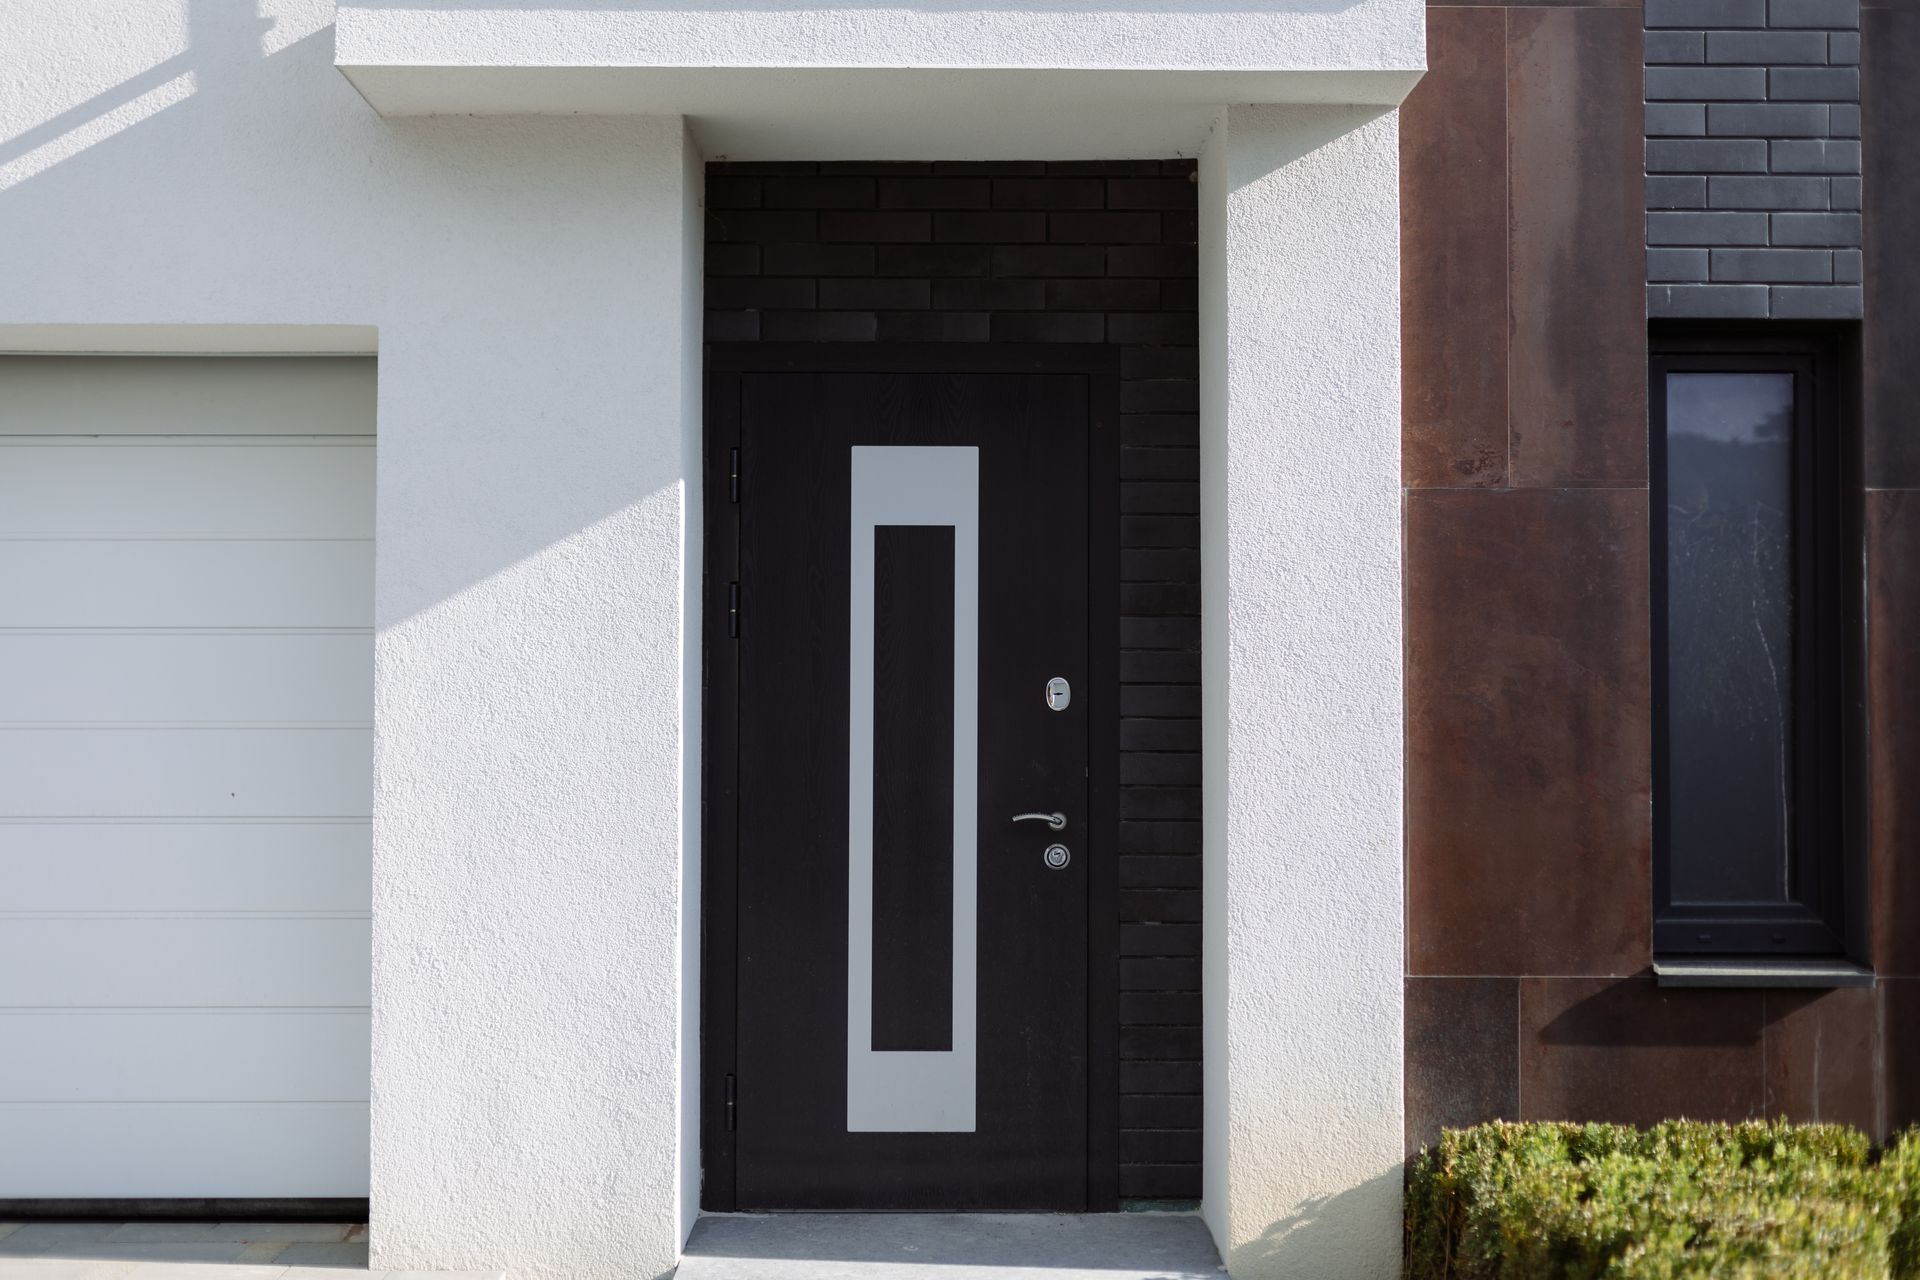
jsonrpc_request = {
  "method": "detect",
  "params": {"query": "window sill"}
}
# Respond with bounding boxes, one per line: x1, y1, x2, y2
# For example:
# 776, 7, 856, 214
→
1652, 957, 1875, 989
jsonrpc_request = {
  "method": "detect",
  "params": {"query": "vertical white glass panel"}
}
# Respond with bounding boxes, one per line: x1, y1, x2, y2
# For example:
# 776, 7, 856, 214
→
847, 445, 978, 1133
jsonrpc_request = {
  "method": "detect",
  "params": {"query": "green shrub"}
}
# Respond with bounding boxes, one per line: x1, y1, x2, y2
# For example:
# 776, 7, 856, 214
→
1887, 1130, 1920, 1280
1406, 1120, 1919, 1280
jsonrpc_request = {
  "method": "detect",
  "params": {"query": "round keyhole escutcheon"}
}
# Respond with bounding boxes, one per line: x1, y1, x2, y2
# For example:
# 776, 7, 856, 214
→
1043, 843, 1071, 870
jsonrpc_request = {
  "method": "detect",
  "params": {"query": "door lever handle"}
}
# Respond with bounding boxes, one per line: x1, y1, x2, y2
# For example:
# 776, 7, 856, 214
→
1011, 811, 1067, 831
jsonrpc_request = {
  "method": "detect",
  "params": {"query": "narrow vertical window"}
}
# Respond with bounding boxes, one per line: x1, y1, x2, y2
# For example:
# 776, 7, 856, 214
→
1651, 334, 1849, 957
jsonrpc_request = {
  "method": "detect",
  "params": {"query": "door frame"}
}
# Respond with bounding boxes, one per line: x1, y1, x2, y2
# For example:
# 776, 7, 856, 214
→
699, 343, 1123, 1212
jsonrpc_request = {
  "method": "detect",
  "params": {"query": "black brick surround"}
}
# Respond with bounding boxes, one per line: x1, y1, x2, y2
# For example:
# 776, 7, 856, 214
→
705, 159, 1203, 1201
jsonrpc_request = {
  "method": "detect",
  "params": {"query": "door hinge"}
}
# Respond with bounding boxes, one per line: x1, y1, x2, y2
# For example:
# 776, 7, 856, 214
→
728, 581, 739, 638
725, 1074, 737, 1131
729, 447, 740, 504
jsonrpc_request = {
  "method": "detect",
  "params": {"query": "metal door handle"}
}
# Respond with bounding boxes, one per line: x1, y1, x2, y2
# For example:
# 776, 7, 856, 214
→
1011, 811, 1067, 831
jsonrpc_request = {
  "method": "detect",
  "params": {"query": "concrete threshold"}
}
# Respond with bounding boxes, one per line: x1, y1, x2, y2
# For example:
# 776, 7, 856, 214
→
675, 1213, 1225, 1280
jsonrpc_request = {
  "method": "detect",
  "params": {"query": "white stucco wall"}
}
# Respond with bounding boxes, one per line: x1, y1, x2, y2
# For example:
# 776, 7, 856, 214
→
1197, 104, 1407, 1280
334, 0, 1423, 78
4, 2, 1413, 1274
0, 4, 703, 1277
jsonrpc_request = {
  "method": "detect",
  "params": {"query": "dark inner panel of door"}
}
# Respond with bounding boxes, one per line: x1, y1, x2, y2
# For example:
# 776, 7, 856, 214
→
729, 369, 1092, 1210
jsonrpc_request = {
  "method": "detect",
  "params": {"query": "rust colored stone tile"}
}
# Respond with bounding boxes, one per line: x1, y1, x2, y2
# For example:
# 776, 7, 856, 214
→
1403, 7, 1509, 489
1762, 988, 1879, 1136
1519, 977, 1766, 1127
1864, 11, 1920, 487
1506, 6, 1647, 488
1870, 491, 1920, 977
1885, 980, 1920, 1136
1407, 490, 1651, 975
1406, 977, 1520, 1155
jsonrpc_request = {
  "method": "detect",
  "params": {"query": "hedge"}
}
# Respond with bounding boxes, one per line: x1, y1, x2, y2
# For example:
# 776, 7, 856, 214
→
1406, 1120, 1920, 1280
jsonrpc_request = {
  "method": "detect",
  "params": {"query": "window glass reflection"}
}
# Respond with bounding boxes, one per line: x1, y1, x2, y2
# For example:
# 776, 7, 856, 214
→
1664, 371, 1795, 906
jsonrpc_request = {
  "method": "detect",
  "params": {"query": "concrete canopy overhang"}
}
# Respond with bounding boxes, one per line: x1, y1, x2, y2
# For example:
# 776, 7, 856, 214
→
334, 3, 1424, 157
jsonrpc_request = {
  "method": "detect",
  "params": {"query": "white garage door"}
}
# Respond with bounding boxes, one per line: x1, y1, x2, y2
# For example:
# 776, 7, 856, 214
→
0, 357, 374, 1199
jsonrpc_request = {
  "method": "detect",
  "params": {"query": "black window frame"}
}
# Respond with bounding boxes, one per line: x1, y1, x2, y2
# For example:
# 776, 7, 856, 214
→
1649, 326, 1859, 959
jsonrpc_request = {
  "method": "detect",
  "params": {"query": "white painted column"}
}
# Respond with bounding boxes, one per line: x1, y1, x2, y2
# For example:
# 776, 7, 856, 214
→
370, 120, 705, 1280
1198, 104, 1406, 1280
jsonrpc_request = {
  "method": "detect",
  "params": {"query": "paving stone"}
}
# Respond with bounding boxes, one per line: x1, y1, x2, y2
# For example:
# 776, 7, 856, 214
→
0, 1259, 141, 1280
232, 1246, 289, 1266
209, 1229, 349, 1247
0, 1226, 122, 1255
119, 1264, 288, 1280
269, 1243, 365, 1271
23, 1246, 256, 1266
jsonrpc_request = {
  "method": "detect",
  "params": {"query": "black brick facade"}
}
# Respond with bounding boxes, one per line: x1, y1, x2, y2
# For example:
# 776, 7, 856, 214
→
704, 159, 1203, 1201
1645, 0, 1865, 317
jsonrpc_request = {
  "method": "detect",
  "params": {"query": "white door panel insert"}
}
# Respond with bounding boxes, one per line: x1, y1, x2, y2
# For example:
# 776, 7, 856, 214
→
846, 445, 978, 1134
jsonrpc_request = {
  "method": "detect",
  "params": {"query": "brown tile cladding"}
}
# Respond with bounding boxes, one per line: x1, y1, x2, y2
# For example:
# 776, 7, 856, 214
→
1405, 978, 1884, 1153
1863, 6, 1920, 487
1506, 5, 1648, 487
1405, 977, 1519, 1152
1405, 488, 1652, 977
1403, 0, 1919, 1149
1402, 7, 1510, 488
1869, 491, 1920, 977
705, 160, 1202, 1201
1887, 980, 1920, 1136
1762, 987, 1880, 1134
1518, 977, 1767, 1128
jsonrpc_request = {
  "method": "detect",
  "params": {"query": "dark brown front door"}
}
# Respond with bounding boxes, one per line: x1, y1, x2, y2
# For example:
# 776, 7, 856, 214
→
715, 366, 1099, 1209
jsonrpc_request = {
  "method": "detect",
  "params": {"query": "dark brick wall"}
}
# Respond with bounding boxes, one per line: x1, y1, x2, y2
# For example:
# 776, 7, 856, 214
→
1645, 0, 1865, 319
704, 160, 1202, 1200
1402, 0, 1917, 1152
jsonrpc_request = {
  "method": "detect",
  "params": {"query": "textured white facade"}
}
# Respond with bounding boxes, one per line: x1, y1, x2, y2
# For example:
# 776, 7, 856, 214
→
1199, 105, 1408, 1280
0, 0, 1412, 1276
0, 5, 703, 1275
335, 0, 1422, 73
332, 0, 1423, 157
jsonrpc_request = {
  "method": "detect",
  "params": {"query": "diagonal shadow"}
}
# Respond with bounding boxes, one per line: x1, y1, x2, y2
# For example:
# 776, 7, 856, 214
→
1, 1, 272, 173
